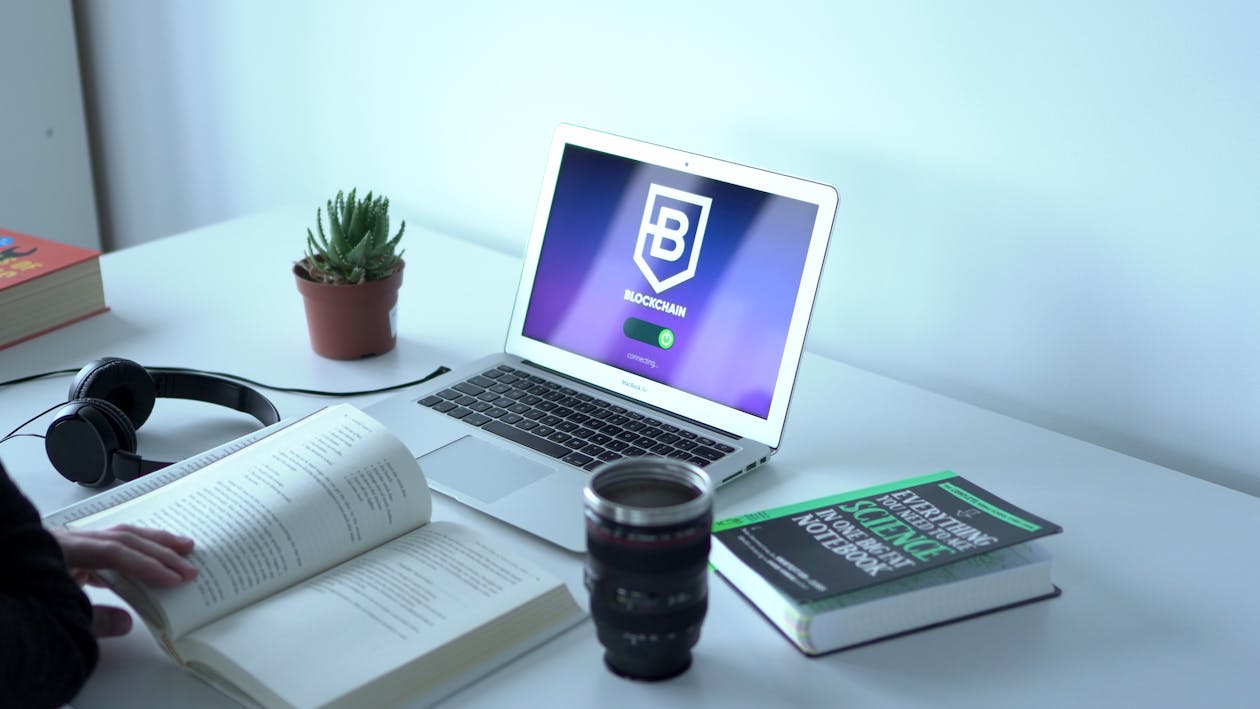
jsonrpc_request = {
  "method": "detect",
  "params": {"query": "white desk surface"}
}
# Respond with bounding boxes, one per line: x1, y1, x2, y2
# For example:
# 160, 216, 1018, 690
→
2, 208, 1257, 708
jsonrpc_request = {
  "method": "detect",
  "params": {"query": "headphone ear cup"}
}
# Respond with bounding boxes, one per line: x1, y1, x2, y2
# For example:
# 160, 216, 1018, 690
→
69, 357, 157, 429
91, 398, 139, 452
45, 399, 139, 488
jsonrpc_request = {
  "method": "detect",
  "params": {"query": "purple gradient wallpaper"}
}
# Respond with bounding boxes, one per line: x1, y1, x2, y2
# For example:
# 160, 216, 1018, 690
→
521, 145, 818, 418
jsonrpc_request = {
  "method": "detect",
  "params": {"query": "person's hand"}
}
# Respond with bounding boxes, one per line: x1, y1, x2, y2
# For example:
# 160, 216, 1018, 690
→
51, 525, 198, 638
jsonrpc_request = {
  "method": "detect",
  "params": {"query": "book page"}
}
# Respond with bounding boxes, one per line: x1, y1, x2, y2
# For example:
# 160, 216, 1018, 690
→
69, 404, 432, 638
178, 521, 578, 709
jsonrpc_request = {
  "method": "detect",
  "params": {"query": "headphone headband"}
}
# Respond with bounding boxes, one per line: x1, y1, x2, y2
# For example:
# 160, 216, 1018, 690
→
150, 370, 281, 427
47, 358, 281, 487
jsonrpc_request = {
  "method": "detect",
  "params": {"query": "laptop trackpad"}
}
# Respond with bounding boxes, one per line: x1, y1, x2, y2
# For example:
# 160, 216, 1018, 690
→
420, 436, 552, 504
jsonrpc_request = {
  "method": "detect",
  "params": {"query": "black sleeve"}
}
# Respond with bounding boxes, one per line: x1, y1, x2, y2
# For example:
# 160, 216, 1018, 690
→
0, 459, 99, 708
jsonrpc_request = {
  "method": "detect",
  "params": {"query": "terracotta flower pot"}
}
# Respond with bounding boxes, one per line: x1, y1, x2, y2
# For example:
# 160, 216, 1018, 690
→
294, 261, 404, 360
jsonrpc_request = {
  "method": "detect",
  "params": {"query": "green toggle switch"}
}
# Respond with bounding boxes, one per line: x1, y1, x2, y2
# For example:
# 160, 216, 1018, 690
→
623, 316, 675, 350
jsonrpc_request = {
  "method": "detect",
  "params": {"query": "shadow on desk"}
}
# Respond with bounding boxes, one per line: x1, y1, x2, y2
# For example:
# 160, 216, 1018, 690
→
1, 312, 144, 380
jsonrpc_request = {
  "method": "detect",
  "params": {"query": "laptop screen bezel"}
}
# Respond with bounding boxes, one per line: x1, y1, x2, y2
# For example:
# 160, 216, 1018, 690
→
503, 124, 838, 448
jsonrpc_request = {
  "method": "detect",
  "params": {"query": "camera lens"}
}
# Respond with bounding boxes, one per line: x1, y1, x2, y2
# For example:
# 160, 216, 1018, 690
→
584, 458, 713, 681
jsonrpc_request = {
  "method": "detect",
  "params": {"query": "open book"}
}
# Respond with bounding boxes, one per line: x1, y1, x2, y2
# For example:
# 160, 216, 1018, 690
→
67, 404, 584, 708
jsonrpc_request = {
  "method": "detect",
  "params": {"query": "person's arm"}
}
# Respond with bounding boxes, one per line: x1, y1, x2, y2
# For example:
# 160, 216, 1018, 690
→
0, 461, 98, 708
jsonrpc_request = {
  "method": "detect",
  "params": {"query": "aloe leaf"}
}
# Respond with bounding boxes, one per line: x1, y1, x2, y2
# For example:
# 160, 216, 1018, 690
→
385, 220, 405, 252
344, 229, 370, 271
313, 210, 328, 251
327, 193, 346, 254
369, 208, 387, 254
340, 188, 355, 232
345, 194, 367, 248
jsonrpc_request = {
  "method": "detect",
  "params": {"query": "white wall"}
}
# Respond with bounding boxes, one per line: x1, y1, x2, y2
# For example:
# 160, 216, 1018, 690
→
0, 0, 99, 250
76, 1, 1260, 495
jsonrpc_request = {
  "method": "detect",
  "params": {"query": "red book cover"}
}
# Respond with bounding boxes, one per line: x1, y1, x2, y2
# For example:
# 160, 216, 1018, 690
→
0, 226, 101, 286
1, 226, 109, 349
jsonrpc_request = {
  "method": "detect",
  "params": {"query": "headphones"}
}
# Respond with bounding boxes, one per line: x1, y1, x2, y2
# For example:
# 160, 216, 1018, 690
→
45, 357, 281, 488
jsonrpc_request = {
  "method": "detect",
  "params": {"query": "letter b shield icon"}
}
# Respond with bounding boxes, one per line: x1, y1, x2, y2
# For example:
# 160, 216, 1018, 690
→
634, 184, 712, 293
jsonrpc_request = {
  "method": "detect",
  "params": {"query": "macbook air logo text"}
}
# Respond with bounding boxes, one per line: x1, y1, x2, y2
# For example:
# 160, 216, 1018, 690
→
634, 183, 712, 293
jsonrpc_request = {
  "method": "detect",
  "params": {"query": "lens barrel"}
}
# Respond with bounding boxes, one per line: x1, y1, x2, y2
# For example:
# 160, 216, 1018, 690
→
584, 458, 713, 680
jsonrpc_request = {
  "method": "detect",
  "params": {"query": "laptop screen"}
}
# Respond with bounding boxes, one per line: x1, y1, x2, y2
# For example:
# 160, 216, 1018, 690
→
521, 144, 820, 419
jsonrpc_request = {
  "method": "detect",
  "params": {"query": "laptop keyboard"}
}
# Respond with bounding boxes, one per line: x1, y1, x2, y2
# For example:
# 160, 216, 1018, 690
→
418, 364, 735, 472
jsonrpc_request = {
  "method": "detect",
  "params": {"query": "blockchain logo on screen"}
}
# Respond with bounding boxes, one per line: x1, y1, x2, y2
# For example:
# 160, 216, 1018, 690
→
633, 183, 712, 294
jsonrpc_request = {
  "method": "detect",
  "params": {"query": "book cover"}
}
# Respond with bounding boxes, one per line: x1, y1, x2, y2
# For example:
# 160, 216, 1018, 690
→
713, 470, 1062, 605
0, 226, 101, 286
0, 226, 108, 349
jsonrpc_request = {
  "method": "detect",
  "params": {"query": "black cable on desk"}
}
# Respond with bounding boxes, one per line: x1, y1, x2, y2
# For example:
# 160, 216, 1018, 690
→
0, 365, 451, 397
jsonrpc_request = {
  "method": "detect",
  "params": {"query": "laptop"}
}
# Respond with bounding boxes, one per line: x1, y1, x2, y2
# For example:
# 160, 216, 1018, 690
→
367, 124, 838, 551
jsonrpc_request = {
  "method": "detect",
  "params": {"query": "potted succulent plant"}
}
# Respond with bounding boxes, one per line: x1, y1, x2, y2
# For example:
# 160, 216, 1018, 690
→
294, 189, 406, 359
